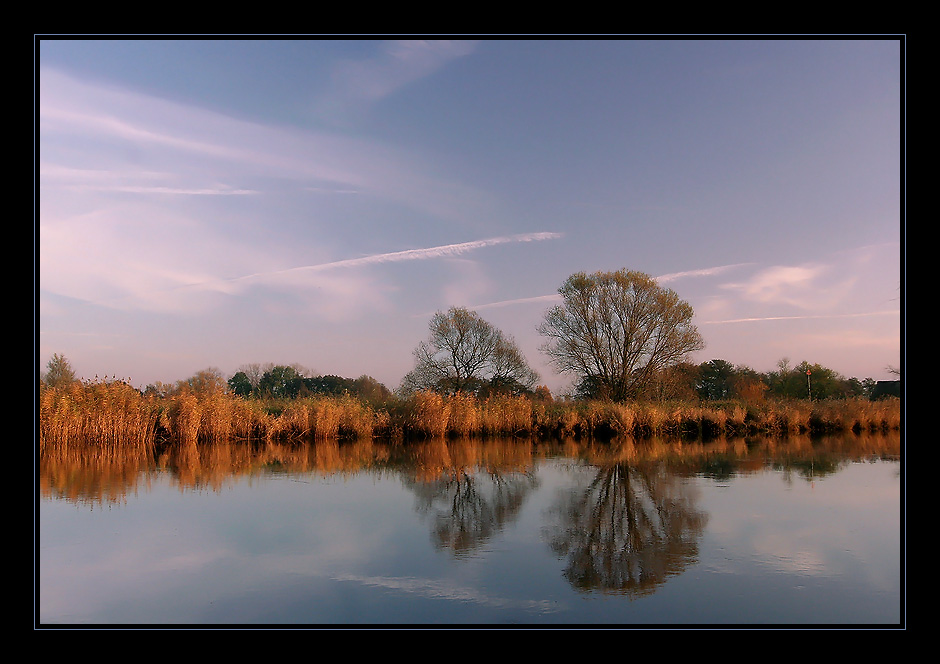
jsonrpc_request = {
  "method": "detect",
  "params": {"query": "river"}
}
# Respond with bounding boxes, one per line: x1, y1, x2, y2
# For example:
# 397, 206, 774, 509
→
37, 431, 902, 627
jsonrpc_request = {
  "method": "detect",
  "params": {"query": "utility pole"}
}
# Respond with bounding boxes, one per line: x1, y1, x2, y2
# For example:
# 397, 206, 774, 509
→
806, 368, 812, 401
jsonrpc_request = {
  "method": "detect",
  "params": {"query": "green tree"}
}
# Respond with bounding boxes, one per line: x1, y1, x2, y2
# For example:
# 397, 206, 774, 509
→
538, 270, 705, 402
43, 353, 77, 387
798, 361, 836, 400
765, 359, 861, 400
234, 363, 269, 393
860, 377, 878, 399
227, 371, 254, 397
696, 359, 736, 400
766, 358, 803, 399
258, 365, 306, 399
306, 374, 351, 396
401, 307, 539, 396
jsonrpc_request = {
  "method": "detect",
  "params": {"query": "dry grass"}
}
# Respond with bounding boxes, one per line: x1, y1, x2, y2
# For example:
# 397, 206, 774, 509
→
39, 379, 161, 454
406, 391, 451, 438
160, 389, 269, 444
267, 395, 381, 441
810, 397, 902, 432
39, 379, 902, 450
481, 395, 533, 435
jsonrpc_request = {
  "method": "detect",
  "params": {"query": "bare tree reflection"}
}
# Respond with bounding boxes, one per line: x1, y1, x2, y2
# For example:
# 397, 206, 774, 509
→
402, 440, 540, 557
543, 461, 707, 596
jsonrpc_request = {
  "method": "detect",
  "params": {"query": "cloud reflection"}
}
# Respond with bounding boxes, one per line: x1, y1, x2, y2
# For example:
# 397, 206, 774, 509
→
332, 573, 563, 614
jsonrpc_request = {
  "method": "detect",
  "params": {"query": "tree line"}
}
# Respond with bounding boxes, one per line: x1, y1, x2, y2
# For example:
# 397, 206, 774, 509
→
40, 269, 900, 403
41, 349, 896, 406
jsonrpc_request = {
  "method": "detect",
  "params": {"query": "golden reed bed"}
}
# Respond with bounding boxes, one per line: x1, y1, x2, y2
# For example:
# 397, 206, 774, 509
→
38, 379, 901, 450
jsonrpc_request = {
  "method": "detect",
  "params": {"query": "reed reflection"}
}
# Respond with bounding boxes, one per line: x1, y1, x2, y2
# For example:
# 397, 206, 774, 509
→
39, 441, 156, 506
38, 430, 901, 506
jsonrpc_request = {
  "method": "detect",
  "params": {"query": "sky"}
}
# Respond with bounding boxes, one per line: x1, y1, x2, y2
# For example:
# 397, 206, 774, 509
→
37, 38, 903, 395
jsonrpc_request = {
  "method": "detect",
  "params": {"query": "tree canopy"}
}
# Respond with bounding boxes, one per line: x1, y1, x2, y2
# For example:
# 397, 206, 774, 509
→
538, 269, 705, 402
400, 306, 539, 396
226, 365, 393, 404
42, 353, 77, 387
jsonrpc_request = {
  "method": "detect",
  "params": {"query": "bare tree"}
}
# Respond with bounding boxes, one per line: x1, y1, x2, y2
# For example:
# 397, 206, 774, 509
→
401, 307, 539, 396
538, 269, 704, 402
236, 363, 270, 392
177, 367, 227, 394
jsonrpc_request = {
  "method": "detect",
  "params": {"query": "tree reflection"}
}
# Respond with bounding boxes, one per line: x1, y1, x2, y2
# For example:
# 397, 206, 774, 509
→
408, 470, 540, 556
544, 461, 707, 596
401, 440, 540, 557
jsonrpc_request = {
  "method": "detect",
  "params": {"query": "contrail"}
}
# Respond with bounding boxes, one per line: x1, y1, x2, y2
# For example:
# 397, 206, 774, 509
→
142, 231, 565, 297
655, 263, 754, 283
471, 294, 562, 311
87, 231, 563, 307
226, 231, 563, 285
700, 310, 900, 324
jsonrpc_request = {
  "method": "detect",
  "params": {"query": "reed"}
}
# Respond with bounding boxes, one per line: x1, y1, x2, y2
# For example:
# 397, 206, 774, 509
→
481, 394, 533, 436
531, 400, 579, 438
405, 390, 451, 438
810, 397, 901, 432
39, 380, 160, 453
160, 389, 269, 444
334, 395, 380, 439
725, 403, 749, 432
266, 395, 379, 440
590, 401, 637, 438
634, 401, 668, 436
447, 391, 482, 436
397, 392, 534, 438
699, 405, 728, 437
39, 379, 902, 451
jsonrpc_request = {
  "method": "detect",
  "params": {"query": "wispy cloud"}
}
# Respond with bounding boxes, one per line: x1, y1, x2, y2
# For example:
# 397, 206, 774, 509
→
467, 262, 751, 312
720, 264, 832, 307
700, 310, 900, 325
39, 163, 259, 196
70, 232, 564, 313
471, 294, 562, 311
321, 40, 478, 112
656, 263, 754, 283
39, 66, 537, 320
39, 67, 498, 223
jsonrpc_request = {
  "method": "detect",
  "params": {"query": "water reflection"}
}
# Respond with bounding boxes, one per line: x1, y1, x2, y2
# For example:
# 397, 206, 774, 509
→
543, 458, 707, 596
38, 431, 902, 505
400, 440, 540, 557
39, 431, 901, 613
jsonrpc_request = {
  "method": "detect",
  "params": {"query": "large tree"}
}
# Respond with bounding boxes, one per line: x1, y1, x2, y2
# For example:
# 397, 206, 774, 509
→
538, 269, 705, 402
401, 307, 539, 396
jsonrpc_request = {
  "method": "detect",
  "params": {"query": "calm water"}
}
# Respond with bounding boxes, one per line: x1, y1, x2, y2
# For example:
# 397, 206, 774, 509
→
37, 432, 903, 627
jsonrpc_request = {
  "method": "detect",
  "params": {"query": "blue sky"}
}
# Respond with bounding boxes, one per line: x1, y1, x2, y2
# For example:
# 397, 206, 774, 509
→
37, 38, 903, 394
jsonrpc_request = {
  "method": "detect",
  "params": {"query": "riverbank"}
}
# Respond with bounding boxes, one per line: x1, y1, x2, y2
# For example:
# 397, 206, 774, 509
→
38, 379, 902, 450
